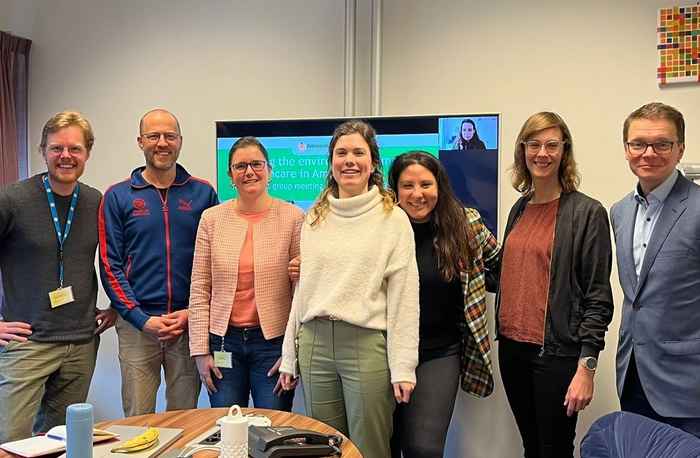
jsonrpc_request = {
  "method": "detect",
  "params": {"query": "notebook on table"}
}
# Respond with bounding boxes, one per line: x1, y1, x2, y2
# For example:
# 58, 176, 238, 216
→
1, 426, 118, 457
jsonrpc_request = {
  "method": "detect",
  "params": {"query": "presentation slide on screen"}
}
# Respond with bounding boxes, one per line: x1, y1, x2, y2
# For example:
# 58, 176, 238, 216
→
216, 114, 499, 232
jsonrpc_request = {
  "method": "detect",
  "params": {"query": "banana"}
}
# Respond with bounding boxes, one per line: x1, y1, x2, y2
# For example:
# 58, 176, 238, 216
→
110, 427, 160, 453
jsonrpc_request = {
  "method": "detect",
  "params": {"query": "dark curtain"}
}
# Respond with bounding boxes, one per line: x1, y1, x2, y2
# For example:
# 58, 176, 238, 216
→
0, 31, 31, 186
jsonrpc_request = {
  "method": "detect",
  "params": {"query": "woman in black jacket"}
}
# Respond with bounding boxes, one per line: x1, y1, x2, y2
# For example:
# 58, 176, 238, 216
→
495, 112, 614, 458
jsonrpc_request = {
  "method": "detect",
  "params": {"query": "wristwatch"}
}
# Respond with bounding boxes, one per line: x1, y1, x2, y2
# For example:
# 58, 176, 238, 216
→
579, 356, 598, 372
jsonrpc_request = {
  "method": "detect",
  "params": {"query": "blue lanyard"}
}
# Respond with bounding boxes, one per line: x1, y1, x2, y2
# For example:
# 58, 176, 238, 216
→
42, 174, 80, 288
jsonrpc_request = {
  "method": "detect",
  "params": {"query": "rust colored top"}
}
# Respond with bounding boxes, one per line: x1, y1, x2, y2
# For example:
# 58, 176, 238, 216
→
498, 198, 559, 345
229, 208, 269, 327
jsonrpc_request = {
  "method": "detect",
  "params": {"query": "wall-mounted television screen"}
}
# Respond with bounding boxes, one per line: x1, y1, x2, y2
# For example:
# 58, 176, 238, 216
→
216, 114, 500, 232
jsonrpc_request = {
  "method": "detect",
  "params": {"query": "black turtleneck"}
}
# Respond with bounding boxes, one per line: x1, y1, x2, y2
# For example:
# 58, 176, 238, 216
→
411, 220, 463, 352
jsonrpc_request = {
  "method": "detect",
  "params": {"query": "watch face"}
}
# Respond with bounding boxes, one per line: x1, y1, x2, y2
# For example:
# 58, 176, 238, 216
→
585, 358, 597, 370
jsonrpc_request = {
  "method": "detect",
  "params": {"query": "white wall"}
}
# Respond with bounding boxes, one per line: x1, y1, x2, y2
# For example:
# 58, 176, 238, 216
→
0, 0, 36, 40
18, 0, 347, 423
381, 1, 700, 456
4, 0, 700, 456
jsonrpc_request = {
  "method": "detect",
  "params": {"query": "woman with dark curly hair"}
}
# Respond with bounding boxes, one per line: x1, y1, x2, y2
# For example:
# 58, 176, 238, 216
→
387, 151, 500, 458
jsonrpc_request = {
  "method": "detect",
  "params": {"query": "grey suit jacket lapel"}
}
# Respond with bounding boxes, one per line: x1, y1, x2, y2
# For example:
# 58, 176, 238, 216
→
634, 174, 689, 299
618, 194, 639, 297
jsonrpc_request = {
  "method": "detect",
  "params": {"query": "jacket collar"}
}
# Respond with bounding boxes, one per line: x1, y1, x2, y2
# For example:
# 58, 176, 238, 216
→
129, 163, 192, 189
633, 172, 689, 298
508, 190, 574, 230
633, 169, 678, 206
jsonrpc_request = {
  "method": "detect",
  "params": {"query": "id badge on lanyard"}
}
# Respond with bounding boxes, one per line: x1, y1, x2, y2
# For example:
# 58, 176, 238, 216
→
213, 336, 233, 368
42, 175, 79, 308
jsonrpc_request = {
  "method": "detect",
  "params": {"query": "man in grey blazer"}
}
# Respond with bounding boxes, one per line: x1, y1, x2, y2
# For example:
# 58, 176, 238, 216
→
611, 102, 700, 437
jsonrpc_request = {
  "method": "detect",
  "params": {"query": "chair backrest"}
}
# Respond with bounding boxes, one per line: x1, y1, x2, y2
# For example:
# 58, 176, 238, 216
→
582, 412, 700, 458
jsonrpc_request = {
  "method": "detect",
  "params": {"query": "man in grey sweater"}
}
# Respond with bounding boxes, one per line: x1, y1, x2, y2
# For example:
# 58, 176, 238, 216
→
0, 111, 116, 442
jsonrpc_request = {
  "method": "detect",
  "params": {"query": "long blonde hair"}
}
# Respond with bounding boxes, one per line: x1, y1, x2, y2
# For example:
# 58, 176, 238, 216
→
308, 120, 395, 226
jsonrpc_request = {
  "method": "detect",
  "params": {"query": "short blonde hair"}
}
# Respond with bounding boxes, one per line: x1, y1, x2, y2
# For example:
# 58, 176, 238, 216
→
39, 111, 95, 153
510, 112, 580, 195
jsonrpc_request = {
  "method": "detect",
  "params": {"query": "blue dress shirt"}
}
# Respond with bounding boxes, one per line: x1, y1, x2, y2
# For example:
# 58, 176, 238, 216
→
632, 171, 679, 278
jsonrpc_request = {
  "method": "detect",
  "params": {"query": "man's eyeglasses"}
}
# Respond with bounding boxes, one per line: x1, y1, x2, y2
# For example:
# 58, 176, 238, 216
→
46, 144, 86, 155
625, 141, 677, 156
141, 132, 181, 143
231, 160, 267, 173
522, 140, 566, 154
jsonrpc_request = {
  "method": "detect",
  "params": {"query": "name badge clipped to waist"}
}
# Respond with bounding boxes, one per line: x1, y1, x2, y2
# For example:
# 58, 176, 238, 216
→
213, 336, 233, 368
214, 351, 233, 368
49, 286, 75, 308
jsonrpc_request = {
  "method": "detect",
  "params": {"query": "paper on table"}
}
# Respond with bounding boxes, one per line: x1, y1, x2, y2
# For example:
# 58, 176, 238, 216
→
0, 427, 119, 457
45, 426, 118, 442
0, 435, 66, 458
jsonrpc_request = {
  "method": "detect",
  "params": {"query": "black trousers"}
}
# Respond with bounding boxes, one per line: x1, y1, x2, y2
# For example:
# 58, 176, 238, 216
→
498, 337, 579, 458
391, 344, 461, 458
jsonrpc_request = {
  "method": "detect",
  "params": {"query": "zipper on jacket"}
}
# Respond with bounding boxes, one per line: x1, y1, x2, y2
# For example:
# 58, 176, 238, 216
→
125, 255, 133, 279
539, 205, 559, 357
156, 188, 173, 314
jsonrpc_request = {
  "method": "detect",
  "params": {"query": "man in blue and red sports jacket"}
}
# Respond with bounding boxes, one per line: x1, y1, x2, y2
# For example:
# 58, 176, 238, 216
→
99, 109, 218, 417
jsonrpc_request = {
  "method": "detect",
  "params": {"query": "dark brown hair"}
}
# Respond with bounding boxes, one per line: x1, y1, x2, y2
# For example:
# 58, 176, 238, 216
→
388, 151, 475, 281
228, 136, 271, 171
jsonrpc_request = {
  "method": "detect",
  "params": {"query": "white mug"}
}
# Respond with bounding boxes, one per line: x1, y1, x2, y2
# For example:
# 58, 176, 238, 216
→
219, 405, 248, 458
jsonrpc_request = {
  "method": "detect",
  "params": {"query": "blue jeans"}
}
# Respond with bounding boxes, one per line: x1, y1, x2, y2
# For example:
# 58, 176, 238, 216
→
208, 327, 293, 410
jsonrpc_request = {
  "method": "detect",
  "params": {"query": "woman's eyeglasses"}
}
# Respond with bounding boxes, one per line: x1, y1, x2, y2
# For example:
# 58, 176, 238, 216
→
231, 160, 267, 173
522, 140, 566, 154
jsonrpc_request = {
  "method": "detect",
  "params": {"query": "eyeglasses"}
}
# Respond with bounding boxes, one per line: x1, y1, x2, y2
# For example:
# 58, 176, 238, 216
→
46, 144, 86, 155
522, 140, 566, 154
141, 132, 181, 143
231, 160, 267, 173
625, 141, 677, 156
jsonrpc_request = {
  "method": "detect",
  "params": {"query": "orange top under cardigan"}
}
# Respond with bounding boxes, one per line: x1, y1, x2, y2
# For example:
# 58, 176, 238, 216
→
188, 198, 304, 356
229, 208, 269, 327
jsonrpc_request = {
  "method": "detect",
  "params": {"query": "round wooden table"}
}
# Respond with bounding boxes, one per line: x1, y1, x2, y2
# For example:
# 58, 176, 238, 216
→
95, 407, 361, 457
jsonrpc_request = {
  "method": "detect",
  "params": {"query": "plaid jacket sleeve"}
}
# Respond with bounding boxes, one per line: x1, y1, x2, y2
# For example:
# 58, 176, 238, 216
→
459, 208, 501, 397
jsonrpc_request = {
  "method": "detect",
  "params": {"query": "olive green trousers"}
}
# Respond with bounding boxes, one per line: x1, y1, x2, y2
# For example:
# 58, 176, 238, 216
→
298, 318, 395, 458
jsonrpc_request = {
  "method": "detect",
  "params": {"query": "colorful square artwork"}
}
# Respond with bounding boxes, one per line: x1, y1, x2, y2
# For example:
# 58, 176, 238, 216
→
657, 5, 700, 85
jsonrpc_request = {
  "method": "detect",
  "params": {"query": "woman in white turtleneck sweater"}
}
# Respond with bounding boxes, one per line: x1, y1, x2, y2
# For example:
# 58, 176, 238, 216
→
280, 120, 419, 457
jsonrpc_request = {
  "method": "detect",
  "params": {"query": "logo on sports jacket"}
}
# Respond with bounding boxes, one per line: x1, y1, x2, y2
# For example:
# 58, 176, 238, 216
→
177, 199, 193, 212
132, 198, 150, 217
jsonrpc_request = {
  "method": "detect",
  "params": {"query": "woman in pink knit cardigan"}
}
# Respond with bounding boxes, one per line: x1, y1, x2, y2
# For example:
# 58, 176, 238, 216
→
188, 136, 303, 410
